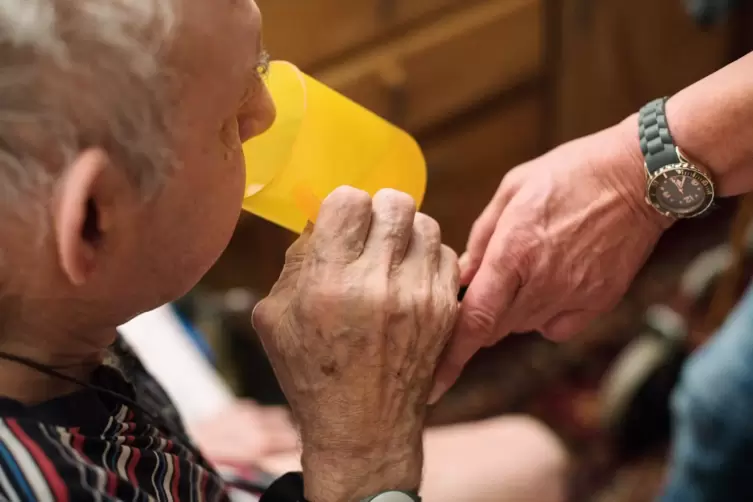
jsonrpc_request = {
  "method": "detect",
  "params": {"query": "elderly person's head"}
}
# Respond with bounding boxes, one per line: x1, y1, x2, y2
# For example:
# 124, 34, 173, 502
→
0, 0, 273, 367
0, 4, 571, 502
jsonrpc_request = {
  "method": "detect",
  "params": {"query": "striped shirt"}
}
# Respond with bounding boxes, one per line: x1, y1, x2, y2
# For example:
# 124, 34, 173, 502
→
0, 339, 287, 501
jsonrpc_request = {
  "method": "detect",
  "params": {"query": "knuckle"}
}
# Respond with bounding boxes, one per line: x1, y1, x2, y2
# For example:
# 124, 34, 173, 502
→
441, 244, 459, 264
462, 306, 498, 338
491, 227, 539, 275
373, 192, 416, 245
284, 237, 307, 261
374, 188, 416, 213
325, 185, 372, 210
413, 213, 441, 240
252, 299, 274, 332
501, 165, 525, 188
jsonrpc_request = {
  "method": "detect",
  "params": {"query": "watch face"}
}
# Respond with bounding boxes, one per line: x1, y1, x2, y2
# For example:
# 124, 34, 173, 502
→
647, 166, 714, 217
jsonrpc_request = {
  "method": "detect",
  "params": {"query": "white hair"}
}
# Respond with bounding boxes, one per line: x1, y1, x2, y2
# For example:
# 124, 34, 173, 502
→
0, 0, 178, 207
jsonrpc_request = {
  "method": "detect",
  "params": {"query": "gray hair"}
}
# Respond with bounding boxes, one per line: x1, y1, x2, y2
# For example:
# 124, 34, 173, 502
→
0, 0, 178, 208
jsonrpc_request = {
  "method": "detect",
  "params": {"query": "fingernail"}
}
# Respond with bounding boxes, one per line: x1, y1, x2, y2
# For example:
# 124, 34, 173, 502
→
458, 253, 470, 271
428, 382, 449, 406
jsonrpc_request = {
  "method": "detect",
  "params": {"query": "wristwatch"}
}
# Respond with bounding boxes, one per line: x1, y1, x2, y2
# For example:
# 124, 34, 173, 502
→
259, 473, 421, 502
638, 97, 715, 218
362, 491, 421, 502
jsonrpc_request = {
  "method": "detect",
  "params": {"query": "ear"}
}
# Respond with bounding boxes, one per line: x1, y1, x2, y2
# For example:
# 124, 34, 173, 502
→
54, 148, 124, 287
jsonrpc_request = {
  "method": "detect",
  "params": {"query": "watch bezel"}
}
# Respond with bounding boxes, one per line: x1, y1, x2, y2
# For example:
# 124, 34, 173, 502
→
645, 163, 715, 219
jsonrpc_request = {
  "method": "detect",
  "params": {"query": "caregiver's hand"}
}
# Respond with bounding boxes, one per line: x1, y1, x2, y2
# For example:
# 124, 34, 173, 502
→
430, 118, 673, 403
254, 187, 459, 502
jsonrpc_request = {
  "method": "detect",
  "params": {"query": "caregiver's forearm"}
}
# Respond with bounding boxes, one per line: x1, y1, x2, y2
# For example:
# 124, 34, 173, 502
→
665, 51, 753, 196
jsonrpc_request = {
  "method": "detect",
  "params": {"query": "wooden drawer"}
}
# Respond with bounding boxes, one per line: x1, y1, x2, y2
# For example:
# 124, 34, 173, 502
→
258, 0, 462, 69
316, 0, 542, 134
419, 93, 542, 251
553, 0, 731, 143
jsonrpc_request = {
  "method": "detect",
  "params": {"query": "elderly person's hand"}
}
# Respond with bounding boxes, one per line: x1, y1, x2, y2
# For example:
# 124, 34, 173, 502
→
430, 119, 672, 402
253, 187, 459, 502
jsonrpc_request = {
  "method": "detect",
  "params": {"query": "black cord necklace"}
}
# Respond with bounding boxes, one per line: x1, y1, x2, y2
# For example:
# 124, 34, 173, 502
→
0, 349, 183, 438
0, 349, 273, 494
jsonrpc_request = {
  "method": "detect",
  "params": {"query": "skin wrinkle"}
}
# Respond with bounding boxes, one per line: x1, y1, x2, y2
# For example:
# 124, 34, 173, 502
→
0, 0, 273, 401
5, 1, 468, 492
512, 158, 639, 324
256, 185, 456, 501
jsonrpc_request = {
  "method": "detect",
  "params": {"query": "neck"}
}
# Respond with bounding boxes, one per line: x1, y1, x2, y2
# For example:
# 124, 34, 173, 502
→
0, 325, 116, 405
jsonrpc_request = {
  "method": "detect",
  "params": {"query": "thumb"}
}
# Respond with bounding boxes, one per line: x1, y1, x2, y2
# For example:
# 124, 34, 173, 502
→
429, 325, 479, 405
541, 310, 593, 341
429, 250, 521, 404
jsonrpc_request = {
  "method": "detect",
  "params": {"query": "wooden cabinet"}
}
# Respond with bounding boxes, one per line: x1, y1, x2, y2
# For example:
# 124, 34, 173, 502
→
421, 93, 542, 250
257, 0, 463, 69
205, 0, 737, 294
551, 0, 733, 143
316, 0, 542, 133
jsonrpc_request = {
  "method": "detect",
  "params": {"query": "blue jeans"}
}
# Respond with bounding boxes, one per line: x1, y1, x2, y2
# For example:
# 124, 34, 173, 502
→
660, 282, 753, 502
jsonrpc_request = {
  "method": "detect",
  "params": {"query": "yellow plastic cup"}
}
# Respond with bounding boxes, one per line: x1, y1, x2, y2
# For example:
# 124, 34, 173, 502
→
241, 61, 427, 234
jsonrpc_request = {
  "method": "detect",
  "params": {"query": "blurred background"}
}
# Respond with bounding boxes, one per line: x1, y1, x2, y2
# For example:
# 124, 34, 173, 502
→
161, 1, 753, 500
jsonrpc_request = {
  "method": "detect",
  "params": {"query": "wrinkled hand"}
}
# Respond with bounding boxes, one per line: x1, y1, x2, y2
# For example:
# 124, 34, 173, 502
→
253, 187, 459, 502
189, 400, 298, 470
431, 119, 672, 402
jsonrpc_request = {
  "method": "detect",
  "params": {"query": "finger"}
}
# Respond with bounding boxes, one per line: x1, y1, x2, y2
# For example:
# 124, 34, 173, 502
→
429, 231, 523, 404
428, 329, 478, 405
460, 185, 515, 285
403, 213, 442, 271
456, 234, 522, 345
310, 186, 373, 262
541, 310, 594, 341
362, 189, 416, 265
458, 253, 474, 286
